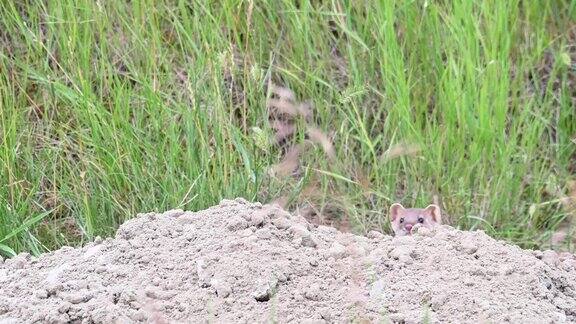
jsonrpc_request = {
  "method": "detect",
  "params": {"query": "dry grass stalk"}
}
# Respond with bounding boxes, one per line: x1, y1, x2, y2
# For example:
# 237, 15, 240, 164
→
270, 195, 289, 209
266, 85, 340, 230
266, 98, 301, 117
269, 83, 296, 101
549, 180, 576, 250
380, 142, 421, 161
270, 119, 296, 143
306, 126, 335, 159
266, 84, 335, 174
268, 144, 303, 178
562, 180, 576, 211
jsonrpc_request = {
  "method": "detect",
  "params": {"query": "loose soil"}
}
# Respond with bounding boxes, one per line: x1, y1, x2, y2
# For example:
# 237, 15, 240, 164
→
1, 198, 576, 323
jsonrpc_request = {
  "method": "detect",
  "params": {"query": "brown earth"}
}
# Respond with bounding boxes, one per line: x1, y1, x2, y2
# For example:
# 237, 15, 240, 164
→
1, 198, 576, 323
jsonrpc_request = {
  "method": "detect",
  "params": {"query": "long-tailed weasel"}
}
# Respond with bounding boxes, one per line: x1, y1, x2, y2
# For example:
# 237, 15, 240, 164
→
389, 203, 442, 236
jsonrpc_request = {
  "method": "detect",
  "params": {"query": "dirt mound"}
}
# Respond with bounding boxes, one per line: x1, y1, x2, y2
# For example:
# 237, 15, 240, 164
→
1, 198, 576, 323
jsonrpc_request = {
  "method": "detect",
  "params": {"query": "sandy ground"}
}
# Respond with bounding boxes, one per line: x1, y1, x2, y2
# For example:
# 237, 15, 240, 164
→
1, 198, 576, 323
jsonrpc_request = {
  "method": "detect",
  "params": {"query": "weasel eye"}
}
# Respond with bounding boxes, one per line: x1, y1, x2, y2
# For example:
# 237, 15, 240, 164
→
399, 218, 404, 223
418, 217, 424, 223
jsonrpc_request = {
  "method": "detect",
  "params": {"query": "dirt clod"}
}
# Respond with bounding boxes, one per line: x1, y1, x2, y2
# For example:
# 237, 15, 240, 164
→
1, 198, 576, 323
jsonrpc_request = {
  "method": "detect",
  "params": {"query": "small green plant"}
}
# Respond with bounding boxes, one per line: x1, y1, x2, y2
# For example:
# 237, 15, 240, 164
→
0, 210, 52, 257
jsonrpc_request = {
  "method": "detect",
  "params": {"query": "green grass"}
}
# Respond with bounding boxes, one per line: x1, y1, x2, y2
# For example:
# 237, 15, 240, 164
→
0, 0, 575, 256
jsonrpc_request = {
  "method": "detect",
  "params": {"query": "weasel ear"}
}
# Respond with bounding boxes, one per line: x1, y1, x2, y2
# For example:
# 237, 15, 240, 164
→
389, 203, 405, 222
424, 204, 442, 224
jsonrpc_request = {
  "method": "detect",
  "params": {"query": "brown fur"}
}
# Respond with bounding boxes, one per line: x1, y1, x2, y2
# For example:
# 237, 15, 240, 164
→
389, 203, 442, 236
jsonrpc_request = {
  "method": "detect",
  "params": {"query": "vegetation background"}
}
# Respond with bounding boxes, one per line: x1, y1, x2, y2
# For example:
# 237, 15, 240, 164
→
0, 0, 575, 256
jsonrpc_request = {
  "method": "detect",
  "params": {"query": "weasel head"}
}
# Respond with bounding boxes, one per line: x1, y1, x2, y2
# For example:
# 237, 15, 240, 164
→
389, 203, 442, 236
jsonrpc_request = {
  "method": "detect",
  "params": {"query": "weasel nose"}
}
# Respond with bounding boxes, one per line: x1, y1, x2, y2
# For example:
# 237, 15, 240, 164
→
404, 224, 413, 232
